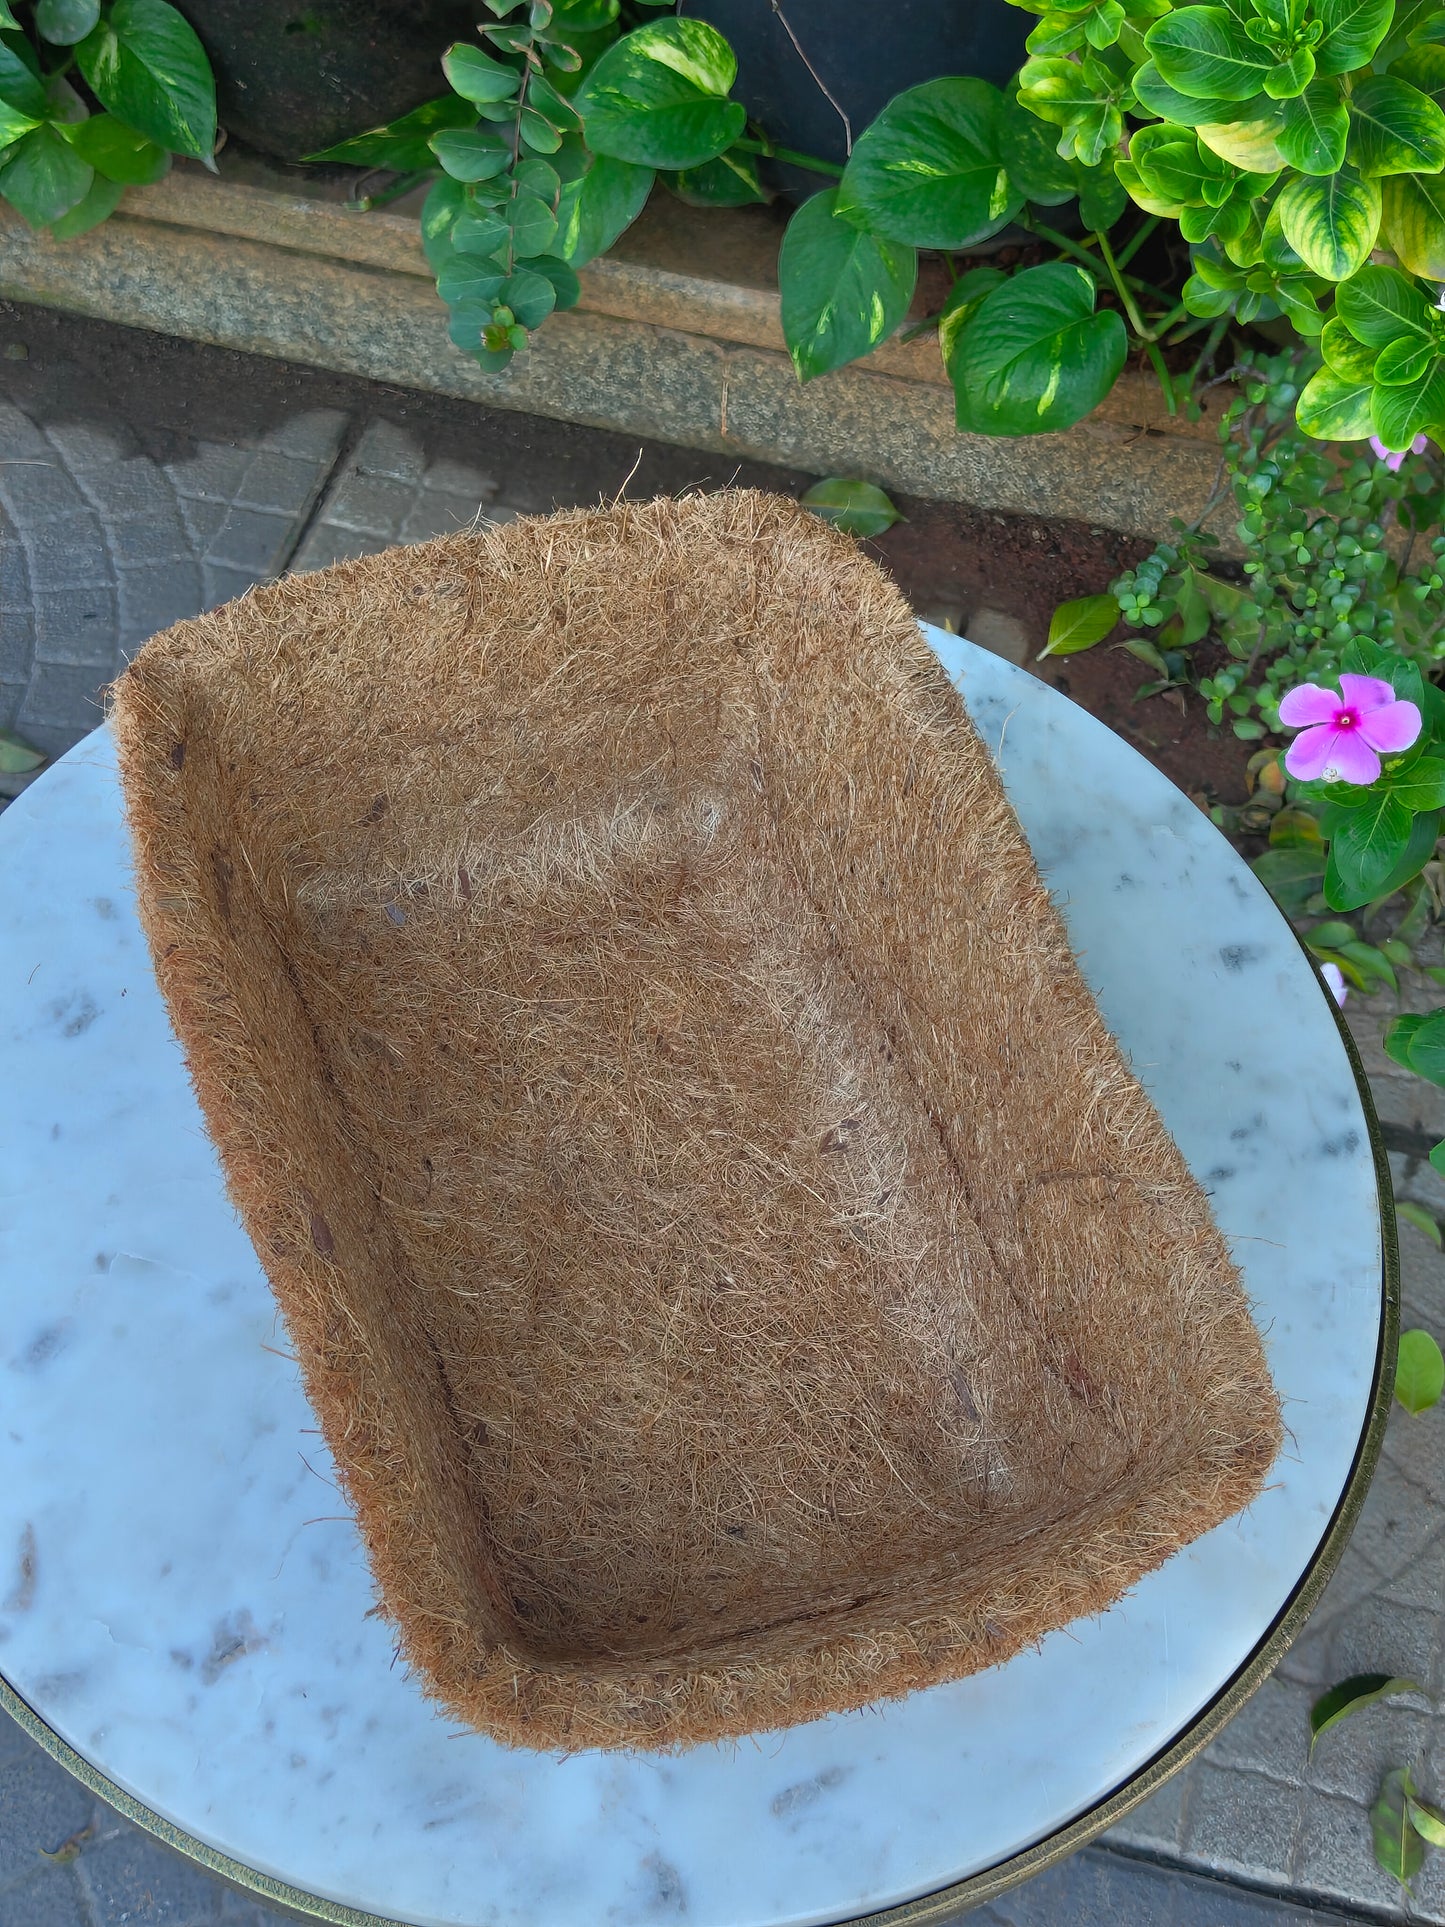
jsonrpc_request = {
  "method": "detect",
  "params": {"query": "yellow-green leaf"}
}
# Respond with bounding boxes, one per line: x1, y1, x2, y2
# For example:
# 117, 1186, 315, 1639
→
1278, 164, 1381, 277
1396, 1327, 1445, 1412
1297, 363, 1375, 439
1041, 591, 1120, 657
1381, 170, 1445, 277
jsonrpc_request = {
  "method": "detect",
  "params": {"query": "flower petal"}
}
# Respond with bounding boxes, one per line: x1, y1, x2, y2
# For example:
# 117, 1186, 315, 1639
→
1279, 683, 1342, 727
1326, 731, 1382, 784
1358, 697, 1423, 755
1284, 723, 1339, 779
1338, 672, 1397, 711
1321, 961, 1348, 1007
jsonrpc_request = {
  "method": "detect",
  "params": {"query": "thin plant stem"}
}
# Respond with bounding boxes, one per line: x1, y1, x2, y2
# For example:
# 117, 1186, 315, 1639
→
1183, 313, 1231, 394
1114, 215, 1159, 271
1093, 227, 1150, 337
1143, 337, 1178, 415
732, 135, 844, 178
347, 169, 433, 212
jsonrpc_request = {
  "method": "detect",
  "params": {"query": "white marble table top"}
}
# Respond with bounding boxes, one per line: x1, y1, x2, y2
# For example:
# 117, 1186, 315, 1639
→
0, 628, 1384, 1927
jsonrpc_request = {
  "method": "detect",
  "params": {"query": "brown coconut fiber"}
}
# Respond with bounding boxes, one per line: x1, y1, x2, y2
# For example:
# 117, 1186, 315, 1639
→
110, 489, 1282, 1754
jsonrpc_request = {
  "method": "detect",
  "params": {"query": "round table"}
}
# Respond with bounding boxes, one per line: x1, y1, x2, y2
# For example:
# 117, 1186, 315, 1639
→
0, 627, 1394, 1927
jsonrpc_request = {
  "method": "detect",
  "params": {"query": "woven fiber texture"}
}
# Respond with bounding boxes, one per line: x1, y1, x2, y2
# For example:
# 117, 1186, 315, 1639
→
111, 489, 1282, 1754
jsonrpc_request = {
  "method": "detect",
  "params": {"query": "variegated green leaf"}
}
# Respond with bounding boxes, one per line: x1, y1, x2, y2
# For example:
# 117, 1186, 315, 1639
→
1381, 170, 1445, 277
1278, 164, 1380, 277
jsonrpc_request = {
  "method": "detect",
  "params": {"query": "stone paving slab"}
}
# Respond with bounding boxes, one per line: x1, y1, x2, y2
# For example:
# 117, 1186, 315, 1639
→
2, 305, 1443, 1927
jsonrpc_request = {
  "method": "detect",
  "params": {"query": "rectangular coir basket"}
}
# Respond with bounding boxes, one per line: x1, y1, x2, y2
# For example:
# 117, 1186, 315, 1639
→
111, 490, 1282, 1754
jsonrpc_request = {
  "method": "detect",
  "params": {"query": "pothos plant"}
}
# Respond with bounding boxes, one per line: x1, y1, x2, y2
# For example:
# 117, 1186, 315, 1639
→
311, 0, 1445, 449
0, 0, 216, 235
305, 2, 1194, 424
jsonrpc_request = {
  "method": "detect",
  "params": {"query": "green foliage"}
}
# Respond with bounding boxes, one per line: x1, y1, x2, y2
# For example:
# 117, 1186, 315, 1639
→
1097, 350, 1445, 742
1396, 1326, 1445, 1410
778, 189, 916, 383
1309, 1674, 1420, 1751
1005, 0, 1445, 443
798, 477, 903, 538
1374, 1767, 1427, 1884
0, 0, 213, 232
1042, 592, 1124, 655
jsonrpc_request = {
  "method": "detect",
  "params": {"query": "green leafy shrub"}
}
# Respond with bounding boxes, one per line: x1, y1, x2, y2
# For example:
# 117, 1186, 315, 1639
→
0, 0, 216, 234
316, 0, 1445, 449
1051, 348, 1445, 737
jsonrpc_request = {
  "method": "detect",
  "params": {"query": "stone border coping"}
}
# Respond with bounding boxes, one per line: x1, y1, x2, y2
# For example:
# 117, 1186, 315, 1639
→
0, 156, 1228, 543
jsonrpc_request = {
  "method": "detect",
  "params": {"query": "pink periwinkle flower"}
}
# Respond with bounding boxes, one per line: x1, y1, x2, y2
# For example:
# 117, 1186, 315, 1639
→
1369, 433, 1429, 471
1320, 961, 1348, 1008
1278, 673, 1422, 785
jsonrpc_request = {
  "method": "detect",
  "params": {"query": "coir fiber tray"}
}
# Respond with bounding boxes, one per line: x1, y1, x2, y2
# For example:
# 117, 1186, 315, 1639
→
110, 490, 1282, 1754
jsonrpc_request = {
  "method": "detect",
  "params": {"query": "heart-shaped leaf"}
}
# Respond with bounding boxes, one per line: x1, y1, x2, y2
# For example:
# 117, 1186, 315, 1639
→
837, 77, 1023, 249
553, 151, 653, 265
0, 123, 92, 225
661, 148, 766, 207
0, 91, 39, 150
1373, 1767, 1426, 1884
1381, 171, 1445, 278
303, 96, 476, 170
45, 169, 124, 233
1146, 7, 1276, 101
1310, 1674, 1421, 1750
1040, 592, 1120, 656
61, 110, 169, 182
0, 33, 48, 121
1278, 80, 1350, 173
799, 477, 902, 538
573, 18, 745, 170
953, 260, 1128, 436
442, 43, 521, 104
778, 187, 917, 382
1315, 0, 1393, 76
998, 85, 1075, 205
1296, 364, 1375, 438
937, 266, 1008, 363
74, 0, 215, 160
1372, 357, 1445, 446
1349, 73, 1445, 176
1278, 164, 1381, 277
1396, 1328, 1445, 1412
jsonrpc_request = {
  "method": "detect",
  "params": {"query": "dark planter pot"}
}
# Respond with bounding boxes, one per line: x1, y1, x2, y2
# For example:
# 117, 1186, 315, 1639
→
182, 0, 481, 163
683, 0, 1031, 201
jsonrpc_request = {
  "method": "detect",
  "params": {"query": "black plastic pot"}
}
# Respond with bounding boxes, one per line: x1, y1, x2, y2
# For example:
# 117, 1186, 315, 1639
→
682, 0, 1031, 201
181, 0, 482, 162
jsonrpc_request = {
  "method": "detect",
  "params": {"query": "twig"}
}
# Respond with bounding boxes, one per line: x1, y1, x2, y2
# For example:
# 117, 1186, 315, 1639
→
769, 0, 852, 155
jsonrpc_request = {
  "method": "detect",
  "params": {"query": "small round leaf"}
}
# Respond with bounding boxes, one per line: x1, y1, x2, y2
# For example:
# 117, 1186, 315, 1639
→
799, 477, 902, 538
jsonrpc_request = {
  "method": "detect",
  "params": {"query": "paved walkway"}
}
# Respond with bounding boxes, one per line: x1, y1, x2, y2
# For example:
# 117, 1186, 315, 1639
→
2, 301, 1443, 1927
